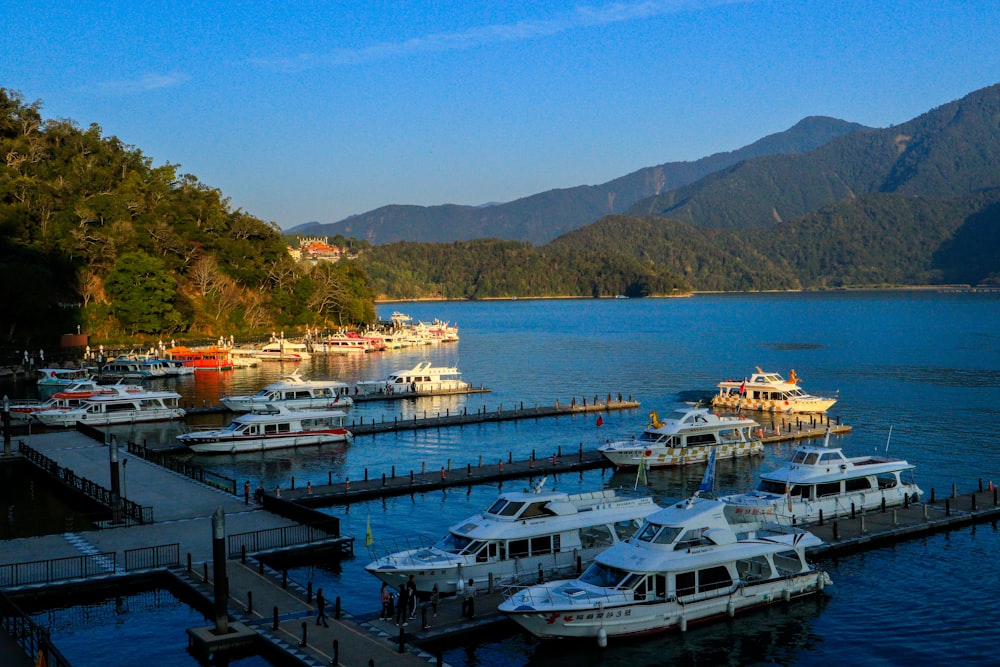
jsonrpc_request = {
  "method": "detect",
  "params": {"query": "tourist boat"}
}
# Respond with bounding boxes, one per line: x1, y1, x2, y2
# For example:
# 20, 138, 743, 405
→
712, 367, 837, 413
166, 346, 234, 371
312, 333, 374, 355
99, 358, 160, 380
35, 367, 92, 387
354, 361, 469, 395
177, 404, 351, 454
32, 387, 185, 427
498, 479, 830, 643
255, 338, 311, 361
220, 370, 353, 412
228, 348, 261, 368
719, 429, 922, 525
598, 407, 763, 468
10, 380, 139, 424
160, 359, 195, 376
365, 477, 659, 595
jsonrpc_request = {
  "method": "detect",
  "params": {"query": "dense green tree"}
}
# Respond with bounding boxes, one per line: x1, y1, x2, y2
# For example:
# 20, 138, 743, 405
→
104, 251, 184, 334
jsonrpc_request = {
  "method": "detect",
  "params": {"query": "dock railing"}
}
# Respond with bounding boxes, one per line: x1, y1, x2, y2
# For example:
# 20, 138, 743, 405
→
17, 441, 153, 525
227, 523, 343, 558
0, 591, 73, 667
0, 552, 118, 588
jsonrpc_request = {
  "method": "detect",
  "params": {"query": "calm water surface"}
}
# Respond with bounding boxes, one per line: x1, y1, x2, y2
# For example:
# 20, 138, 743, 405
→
12, 291, 1000, 666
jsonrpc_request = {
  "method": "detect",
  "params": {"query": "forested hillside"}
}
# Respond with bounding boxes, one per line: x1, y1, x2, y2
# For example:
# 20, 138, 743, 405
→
291, 116, 866, 245
628, 84, 1000, 230
0, 88, 375, 347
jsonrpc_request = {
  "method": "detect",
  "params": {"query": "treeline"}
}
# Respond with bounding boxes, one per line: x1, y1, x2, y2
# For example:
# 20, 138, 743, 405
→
0, 88, 375, 347
356, 239, 689, 300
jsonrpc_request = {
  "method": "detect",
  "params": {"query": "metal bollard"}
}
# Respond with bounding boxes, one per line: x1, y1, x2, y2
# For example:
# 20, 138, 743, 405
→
382, 472, 386, 486
818, 509, 824, 526
971, 493, 977, 511
247, 590, 253, 615
307, 581, 313, 603
892, 509, 898, 527
398, 625, 405, 653
203, 562, 209, 582
241, 544, 247, 564
945, 499, 951, 516
832, 521, 839, 540
333, 639, 339, 665
273, 606, 279, 631
282, 569, 288, 588
301, 621, 308, 647
335, 596, 341, 620
421, 606, 428, 630
187, 553, 192, 572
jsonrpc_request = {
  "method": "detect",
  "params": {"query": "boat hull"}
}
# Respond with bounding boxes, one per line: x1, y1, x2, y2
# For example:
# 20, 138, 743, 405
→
504, 572, 829, 640
711, 395, 836, 413
220, 396, 353, 412
34, 408, 186, 427
723, 484, 922, 525
600, 440, 763, 468
181, 430, 351, 454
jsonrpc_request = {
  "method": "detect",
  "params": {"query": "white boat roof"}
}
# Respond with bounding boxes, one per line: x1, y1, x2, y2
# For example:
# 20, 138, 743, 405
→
595, 496, 822, 573
759, 442, 916, 485
642, 407, 758, 435
261, 370, 348, 389
83, 389, 181, 403
234, 403, 347, 422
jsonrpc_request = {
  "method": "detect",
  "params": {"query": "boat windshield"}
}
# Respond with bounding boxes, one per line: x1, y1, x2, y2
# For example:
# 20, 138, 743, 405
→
435, 533, 473, 554
486, 500, 525, 517
579, 562, 630, 589
634, 523, 683, 544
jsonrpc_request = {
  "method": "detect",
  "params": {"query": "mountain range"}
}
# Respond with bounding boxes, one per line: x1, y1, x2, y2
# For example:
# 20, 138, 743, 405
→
288, 116, 868, 245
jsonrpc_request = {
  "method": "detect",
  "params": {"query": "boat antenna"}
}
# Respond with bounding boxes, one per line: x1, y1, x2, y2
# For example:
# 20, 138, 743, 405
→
884, 425, 893, 454
533, 476, 548, 494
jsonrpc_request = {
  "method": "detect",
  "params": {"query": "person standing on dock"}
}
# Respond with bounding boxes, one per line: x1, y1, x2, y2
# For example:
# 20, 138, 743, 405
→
396, 583, 410, 625
315, 587, 329, 627
406, 574, 418, 619
380, 582, 392, 620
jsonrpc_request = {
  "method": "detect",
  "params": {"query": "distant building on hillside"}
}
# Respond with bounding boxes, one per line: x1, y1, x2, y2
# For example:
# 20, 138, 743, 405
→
288, 237, 344, 263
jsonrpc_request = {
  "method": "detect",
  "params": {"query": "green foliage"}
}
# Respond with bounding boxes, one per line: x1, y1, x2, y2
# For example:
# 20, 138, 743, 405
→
0, 87, 377, 346
104, 251, 184, 334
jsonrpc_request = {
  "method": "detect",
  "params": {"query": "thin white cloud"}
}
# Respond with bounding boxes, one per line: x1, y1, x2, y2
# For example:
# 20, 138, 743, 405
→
252, 0, 751, 72
93, 71, 191, 95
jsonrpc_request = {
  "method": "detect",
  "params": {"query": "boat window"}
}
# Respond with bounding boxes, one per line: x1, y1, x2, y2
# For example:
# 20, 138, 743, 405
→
435, 533, 472, 554
736, 556, 773, 582
816, 482, 841, 497
264, 424, 278, 435
498, 501, 524, 517
462, 540, 487, 557
613, 519, 642, 541
787, 485, 803, 498
277, 423, 291, 433
651, 574, 667, 599
675, 529, 710, 551
804, 453, 820, 465
845, 477, 872, 492
772, 550, 804, 576
653, 526, 683, 545
520, 501, 550, 518
635, 522, 660, 542
529, 536, 552, 555
697, 566, 733, 592
486, 499, 508, 515
675, 571, 696, 597
621, 573, 645, 595
508, 539, 529, 558
637, 432, 660, 443
819, 452, 841, 463
579, 524, 614, 549
791, 450, 808, 464
876, 474, 898, 490
686, 433, 718, 446
579, 562, 629, 589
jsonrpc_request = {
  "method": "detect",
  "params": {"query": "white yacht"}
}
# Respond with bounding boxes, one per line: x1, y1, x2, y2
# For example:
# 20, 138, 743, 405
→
720, 430, 921, 525
499, 492, 830, 643
713, 367, 837, 413
599, 407, 763, 468
355, 361, 469, 395
365, 478, 659, 595
33, 387, 185, 427
220, 370, 353, 412
178, 404, 351, 454
256, 339, 311, 361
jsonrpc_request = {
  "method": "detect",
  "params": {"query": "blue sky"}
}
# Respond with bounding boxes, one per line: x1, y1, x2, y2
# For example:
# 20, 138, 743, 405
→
4, 0, 999, 229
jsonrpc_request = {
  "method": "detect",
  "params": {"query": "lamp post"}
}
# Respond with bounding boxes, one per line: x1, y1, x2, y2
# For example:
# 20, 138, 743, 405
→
2, 394, 11, 456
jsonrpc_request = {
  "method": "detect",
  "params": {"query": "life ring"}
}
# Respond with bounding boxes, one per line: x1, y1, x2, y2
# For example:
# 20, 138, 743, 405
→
644, 450, 652, 457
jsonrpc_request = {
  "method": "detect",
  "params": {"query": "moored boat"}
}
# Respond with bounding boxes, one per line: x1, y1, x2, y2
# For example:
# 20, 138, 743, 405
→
220, 370, 352, 412
720, 429, 922, 524
312, 333, 373, 355
35, 367, 92, 387
599, 407, 763, 468
256, 338, 311, 361
498, 490, 830, 643
165, 345, 234, 371
177, 404, 351, 454
712, 367, 836, 413
10, 380, 139, 424
364, 478, 659, 595
355, 361, 469, 395
32, 387, 185, 427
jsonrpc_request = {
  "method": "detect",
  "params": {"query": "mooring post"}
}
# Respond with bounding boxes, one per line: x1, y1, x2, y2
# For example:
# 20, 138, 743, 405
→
211, 506, 229, 635
273, 606, 279, 630
247, 590, 253, 615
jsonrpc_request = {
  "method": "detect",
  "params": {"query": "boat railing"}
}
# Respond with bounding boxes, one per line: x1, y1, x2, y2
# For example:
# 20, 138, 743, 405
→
500, 582, 633, 607
366, 534, 436, 560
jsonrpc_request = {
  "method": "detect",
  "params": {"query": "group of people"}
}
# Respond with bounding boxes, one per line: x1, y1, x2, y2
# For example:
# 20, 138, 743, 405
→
379, 576, 451, 625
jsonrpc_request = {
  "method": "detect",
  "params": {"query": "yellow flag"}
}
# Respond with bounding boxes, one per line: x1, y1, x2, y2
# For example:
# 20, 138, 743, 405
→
365, 513, 373, 547
36, 649, 47, 667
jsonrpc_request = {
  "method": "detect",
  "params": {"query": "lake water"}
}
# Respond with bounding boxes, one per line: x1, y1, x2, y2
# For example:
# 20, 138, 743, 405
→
9, 291, 1000, 666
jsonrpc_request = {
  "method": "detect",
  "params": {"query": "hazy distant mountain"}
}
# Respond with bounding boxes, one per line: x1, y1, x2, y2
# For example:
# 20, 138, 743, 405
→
287, 116, 868, 245
626, 83, 1000, 229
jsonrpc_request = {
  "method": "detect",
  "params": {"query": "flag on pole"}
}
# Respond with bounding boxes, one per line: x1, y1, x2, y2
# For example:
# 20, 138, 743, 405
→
596, 415, 603, 427
35, 649, 46, 667
365, 512, 373, 548
698, 449, 717, 495
739, 380, 746, 396
634, 456, 648, 490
